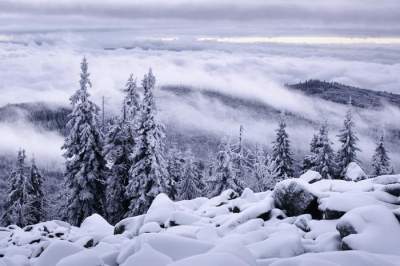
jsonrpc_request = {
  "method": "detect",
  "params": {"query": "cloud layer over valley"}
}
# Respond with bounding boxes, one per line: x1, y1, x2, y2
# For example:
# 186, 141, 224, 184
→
0, 31, 399, 169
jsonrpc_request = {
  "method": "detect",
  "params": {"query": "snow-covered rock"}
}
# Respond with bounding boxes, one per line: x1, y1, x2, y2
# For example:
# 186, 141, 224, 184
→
299, 170, 322, 183
344, 162, 367, 181
33, 241, 82, 266
319, 191, 399, 219
336, 205, 400, 255
273, 179, 320, 218
138, 233, 213, 261
219, 197, 274, 233
56, 251, 104, 266
120, 244, 172, 266
80, 214, 114, 241
114, 215, 145, 238
3, 176, 400, 265
248, 231, 304, 259
168, 252, 249, 266
262, 251, 400, 266
144, 193, 176, 226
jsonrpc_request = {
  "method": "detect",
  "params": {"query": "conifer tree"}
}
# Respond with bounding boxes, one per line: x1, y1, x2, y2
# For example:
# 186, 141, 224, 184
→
209, 139, 245, 196
23, 157, 45, 225
312, 123, 335, 179
253, 147, 276, 192
104, 74, 141, 223
126, 69, 173, 216
231, 125, 252, 190
167, 146, 185, 200
123, 74, 141, 121
309, 133, 319, 153
179, 152, 204, 200
104, 117, 132, 224
371, 135, 393, 176
336, 98, 360, 177
1, 149, 27, 227
62, 57, 107, 225
271, 114, 294, 180
302, 133, 319, 172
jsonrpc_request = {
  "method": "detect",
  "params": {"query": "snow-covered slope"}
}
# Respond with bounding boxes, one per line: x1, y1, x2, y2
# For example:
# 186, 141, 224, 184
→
1, 173, 400, 266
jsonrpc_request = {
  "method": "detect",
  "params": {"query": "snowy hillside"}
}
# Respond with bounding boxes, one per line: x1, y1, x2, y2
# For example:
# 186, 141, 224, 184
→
1, 171, 400, 266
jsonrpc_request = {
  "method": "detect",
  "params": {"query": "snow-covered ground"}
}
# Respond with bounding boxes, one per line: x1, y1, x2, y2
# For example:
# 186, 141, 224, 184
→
1, 172, 400, 266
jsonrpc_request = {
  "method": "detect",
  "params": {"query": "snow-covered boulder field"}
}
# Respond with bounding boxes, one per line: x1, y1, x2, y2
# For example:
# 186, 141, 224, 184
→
2, 175, 400, 266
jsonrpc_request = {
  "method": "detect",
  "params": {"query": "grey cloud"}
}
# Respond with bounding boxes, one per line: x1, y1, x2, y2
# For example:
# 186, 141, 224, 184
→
1, 0, 400, 36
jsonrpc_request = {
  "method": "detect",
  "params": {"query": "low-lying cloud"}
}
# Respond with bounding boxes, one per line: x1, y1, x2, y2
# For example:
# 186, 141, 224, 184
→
0, 31, 400, 170
0, 121, 64, 168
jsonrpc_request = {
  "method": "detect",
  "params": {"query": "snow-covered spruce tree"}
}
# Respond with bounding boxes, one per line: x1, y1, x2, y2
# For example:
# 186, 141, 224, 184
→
62, 57, 107, 225
22, 157, 46, 225
270, 114, 294, 180
123, 74, 141, 121
167, 145, 185, 200
230, 125, 252, 191
104, 75, 141, 223
371, 135, 393, 176
312, 123, 336, 179
336, 98, 360, 178
103, 117, 132, 224
302, 133, 319, 172
253, 146, 276, 192
309, 133, 319, 154
209, 139, 245, 197
179, 151, 204, 200
1, 149, 27, 227
126, 69, 173, 216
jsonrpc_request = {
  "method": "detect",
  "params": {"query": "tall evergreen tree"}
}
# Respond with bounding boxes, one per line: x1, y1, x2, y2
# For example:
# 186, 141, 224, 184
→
209, 139, 245, 196
104, 74, 141, 223
179, 151, 204, 200
309, 133, 319, 154
1, 149, 27, 227
23, 157, 45, 225
123, 74, 141, 121
167, 145, 185, 200
312, 123, 336, 179
253, 147, 276, 192
230, 125, 252, 190
302, 133, 319, 172
371, 135, 393, 176
126, 69, 173, 216
271, 114, 294, 180
62, 57, 107, 225
336, 98, 360, 177
104, 117, 132, 224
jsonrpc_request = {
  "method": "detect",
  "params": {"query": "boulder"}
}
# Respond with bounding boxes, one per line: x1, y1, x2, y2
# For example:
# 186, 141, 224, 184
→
299, 170, 322, 184
336, 205, 400, 255
344, 162, 367, 181
273, 179, 321, 219
114, 215, 145, 238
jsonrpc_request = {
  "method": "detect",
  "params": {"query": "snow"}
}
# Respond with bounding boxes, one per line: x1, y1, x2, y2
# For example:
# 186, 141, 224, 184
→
168, 253, 249, 266
80, 214, 114, 241
248, 231, 304, 259
56, 251, 104, 266
138, 233, 213, 261
318, 191, 398, 215
337, 205, 400, 255
299, 170, 322, 183
144, 193, 176, 225
2, 175, 400, 265
32, 241, 82, 266
345, 162, 367, 181
120, 244, 172, 266
262, 251, 400, 266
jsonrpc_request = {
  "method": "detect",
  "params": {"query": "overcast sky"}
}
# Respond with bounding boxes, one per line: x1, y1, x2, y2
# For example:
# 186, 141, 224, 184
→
1, 0, 400, 36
